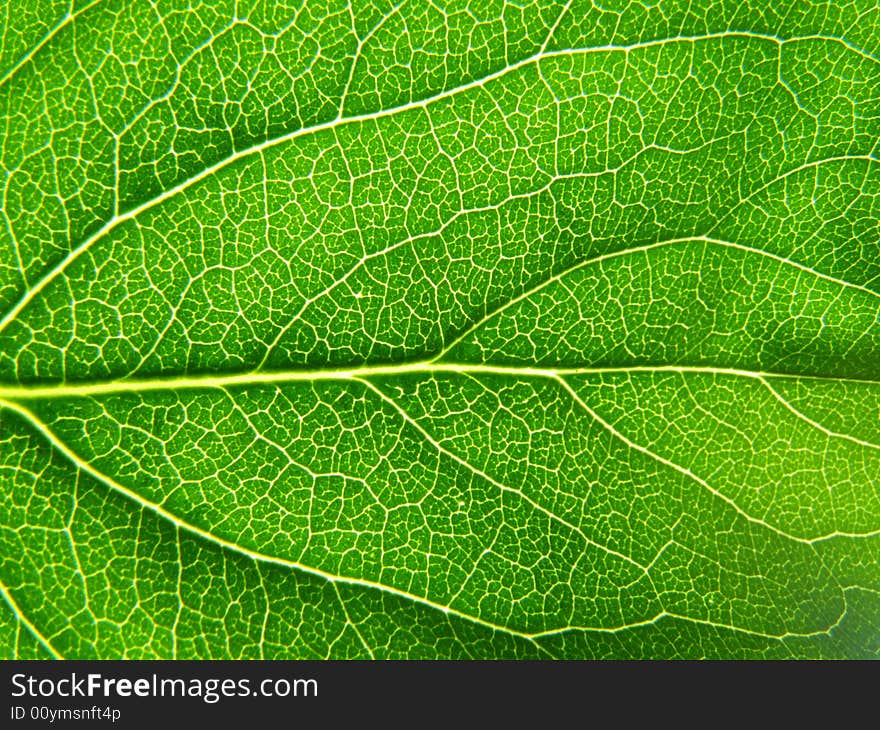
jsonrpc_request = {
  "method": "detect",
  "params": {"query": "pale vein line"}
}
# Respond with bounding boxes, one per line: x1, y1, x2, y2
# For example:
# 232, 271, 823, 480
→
759, 377, 880, 450
0, 0, 102, 88
359, 378, 650, 573
540, 0, 574, 54
551, 375, 814, 545
332, 583, 375, 659
1, 361, 880, 401
0, 577, 64, 659
709, 155, 880, 233
1, 31, 876, 335
171, 525, 182, 660
662, 609, 846, 642
336, 0, 405, 120
254, 562, 271, 659
435, 233, 880, 359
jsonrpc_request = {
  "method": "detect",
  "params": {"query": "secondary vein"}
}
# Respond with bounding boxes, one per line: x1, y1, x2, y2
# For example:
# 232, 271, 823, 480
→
0, 396, 841, 644
1, 32, 876, 335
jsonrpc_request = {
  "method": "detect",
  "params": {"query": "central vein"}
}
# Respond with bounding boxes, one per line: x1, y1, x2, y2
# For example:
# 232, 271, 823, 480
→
0, 362, 874, 401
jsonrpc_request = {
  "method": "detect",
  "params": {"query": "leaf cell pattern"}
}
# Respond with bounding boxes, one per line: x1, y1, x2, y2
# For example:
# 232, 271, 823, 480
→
0, 0, 879, 659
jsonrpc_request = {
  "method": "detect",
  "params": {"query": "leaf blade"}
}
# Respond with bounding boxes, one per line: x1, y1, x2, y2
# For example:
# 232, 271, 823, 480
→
1, 0, 878, 659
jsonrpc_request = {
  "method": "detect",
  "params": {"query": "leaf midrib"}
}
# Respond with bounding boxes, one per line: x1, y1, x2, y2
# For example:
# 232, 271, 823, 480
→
0, 362, 878, 401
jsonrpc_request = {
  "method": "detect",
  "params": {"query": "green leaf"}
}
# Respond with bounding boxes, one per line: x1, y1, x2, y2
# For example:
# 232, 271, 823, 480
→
0, 0, 878, 659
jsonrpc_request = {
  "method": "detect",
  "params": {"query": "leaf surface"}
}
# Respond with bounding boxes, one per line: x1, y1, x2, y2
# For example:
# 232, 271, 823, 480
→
0, 0, 879, 658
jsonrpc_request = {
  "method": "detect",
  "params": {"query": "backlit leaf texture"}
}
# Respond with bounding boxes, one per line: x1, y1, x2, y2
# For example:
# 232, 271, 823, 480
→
0, 0, 879, 659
